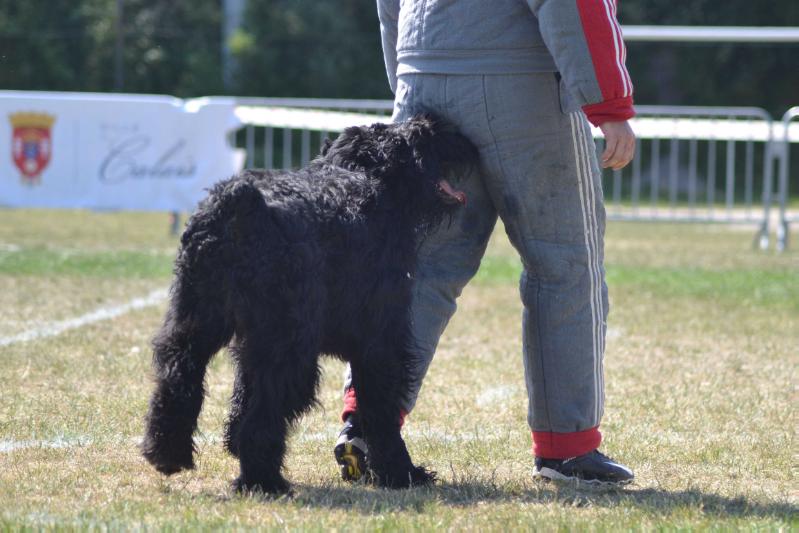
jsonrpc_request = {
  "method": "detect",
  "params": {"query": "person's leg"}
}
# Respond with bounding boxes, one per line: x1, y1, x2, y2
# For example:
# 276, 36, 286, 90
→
340, 74, 498, 418
339, 193, 497, 416
336, 74, 499, 480
449, 72, 631, 483
465, 74, 627, 476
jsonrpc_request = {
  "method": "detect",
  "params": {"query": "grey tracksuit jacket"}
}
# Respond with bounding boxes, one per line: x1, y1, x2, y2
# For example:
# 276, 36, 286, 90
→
344, 0, 635, 459
378, 0, 635, 125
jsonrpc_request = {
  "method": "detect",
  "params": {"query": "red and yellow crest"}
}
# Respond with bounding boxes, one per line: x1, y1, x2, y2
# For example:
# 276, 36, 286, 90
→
9, 112, 56, 185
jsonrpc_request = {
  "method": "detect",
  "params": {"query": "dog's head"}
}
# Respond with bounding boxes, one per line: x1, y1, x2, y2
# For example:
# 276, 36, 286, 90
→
321, 113, 478, 222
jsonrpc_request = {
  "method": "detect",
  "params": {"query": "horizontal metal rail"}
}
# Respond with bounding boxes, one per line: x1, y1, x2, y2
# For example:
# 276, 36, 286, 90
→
621, 25, 799, 43
235, 97, 393, 114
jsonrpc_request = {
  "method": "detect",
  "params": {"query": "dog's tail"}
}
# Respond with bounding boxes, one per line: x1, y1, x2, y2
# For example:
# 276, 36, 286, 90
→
218, 176, 276, 253
213, 175, 264, 221
187, 174, 266, 245
141, 178, 266, 475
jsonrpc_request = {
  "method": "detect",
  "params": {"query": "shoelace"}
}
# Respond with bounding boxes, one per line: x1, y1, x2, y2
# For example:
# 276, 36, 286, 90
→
564, 450, 615, 466
593, 450, 617, 463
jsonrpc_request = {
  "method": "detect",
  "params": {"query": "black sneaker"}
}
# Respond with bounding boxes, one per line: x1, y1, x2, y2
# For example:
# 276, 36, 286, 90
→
534, 450, 634, 485
334, 415, 368, 482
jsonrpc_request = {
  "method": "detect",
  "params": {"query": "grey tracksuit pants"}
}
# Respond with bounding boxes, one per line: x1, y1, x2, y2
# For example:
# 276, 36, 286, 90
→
345, 72, 609, 454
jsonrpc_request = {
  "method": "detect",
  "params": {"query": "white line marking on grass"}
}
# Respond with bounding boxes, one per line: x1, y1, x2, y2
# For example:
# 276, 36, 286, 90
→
1, 428, 514, 454
0, 436, 93, 453
0, 288, 168, 348
606, 327, 623, 340
476, 385, 518, 406
290, 427, 511, 444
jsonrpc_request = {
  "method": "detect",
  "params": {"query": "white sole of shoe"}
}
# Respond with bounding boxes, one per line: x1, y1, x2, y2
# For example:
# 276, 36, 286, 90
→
533, 466, 633, 487
334, 437, 369, 482
334, 434, 368, 453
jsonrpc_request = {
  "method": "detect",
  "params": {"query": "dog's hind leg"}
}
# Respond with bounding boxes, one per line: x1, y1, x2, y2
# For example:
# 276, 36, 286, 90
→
223, 216, 323, 494
142, 276, 233, 475
223, 349, 248, 458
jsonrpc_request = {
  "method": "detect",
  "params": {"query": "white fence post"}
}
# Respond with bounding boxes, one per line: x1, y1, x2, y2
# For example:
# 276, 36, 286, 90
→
777, 107, 799, 251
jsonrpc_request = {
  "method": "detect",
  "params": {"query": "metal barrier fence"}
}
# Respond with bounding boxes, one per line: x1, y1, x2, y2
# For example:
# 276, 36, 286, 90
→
776, 107, 799, 251
234, 98, 391, 171
597, 105, 775, 249
235, 97, 393, 116
234, 98, 795, 250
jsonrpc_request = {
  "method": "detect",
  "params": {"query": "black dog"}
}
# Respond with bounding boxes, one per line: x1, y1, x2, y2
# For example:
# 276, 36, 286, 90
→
141, 114, 476, 494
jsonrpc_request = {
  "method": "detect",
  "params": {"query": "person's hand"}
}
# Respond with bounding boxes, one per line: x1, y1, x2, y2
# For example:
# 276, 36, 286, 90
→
599, 120, 635, 170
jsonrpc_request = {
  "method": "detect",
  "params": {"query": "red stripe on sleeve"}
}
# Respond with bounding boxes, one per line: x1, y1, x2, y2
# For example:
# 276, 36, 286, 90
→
575, 0, 630, 101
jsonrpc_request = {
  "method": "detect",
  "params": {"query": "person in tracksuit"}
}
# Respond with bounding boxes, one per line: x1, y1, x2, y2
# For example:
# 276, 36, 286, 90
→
335, 0, 637, 484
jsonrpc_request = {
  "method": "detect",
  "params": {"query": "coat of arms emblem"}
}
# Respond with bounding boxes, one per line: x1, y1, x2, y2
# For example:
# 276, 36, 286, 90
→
9, 112, 56, 185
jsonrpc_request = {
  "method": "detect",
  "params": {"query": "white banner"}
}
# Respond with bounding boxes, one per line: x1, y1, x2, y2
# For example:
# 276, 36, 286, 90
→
0, 91, 244, 212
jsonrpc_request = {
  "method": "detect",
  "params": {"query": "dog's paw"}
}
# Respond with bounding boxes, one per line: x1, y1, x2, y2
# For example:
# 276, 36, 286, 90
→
410, 465, 436, 486
232, 475, 292, 496
141, 436, 195, 476
152, 461, 193, 476
372, 464, 437, 489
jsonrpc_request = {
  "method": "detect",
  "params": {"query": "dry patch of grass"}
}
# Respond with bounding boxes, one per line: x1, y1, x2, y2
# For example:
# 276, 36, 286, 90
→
0, 209, 179, 251
0, 209, 797, 529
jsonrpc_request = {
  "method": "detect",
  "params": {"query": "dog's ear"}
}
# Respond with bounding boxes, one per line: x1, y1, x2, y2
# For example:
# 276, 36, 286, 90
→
411, 114, 479, 171
320, 137, 333, 157
431, 129, 479, 169
322, 125, 389, 172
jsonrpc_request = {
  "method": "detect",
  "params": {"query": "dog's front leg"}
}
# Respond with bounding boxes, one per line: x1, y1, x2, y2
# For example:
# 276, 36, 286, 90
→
350, 349, 434, 489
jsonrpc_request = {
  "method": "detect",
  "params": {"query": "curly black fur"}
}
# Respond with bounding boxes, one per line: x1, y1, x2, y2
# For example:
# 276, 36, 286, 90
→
141, 114, 477, 494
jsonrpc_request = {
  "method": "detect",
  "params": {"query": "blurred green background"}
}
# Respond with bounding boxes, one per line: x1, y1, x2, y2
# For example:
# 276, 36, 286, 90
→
1, 0, 797, 115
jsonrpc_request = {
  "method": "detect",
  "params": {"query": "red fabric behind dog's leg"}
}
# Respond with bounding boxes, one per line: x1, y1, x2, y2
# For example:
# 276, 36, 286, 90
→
341, 387, 407, 428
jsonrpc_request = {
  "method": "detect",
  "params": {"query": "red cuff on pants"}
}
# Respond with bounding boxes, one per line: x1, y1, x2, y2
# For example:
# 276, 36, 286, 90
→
341, 387, 359, 422
531, 426, 601, 459
341, 387, 406, 427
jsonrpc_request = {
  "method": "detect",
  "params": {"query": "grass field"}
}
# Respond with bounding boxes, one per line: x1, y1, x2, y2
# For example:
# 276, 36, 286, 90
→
0, 208, 797, 530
